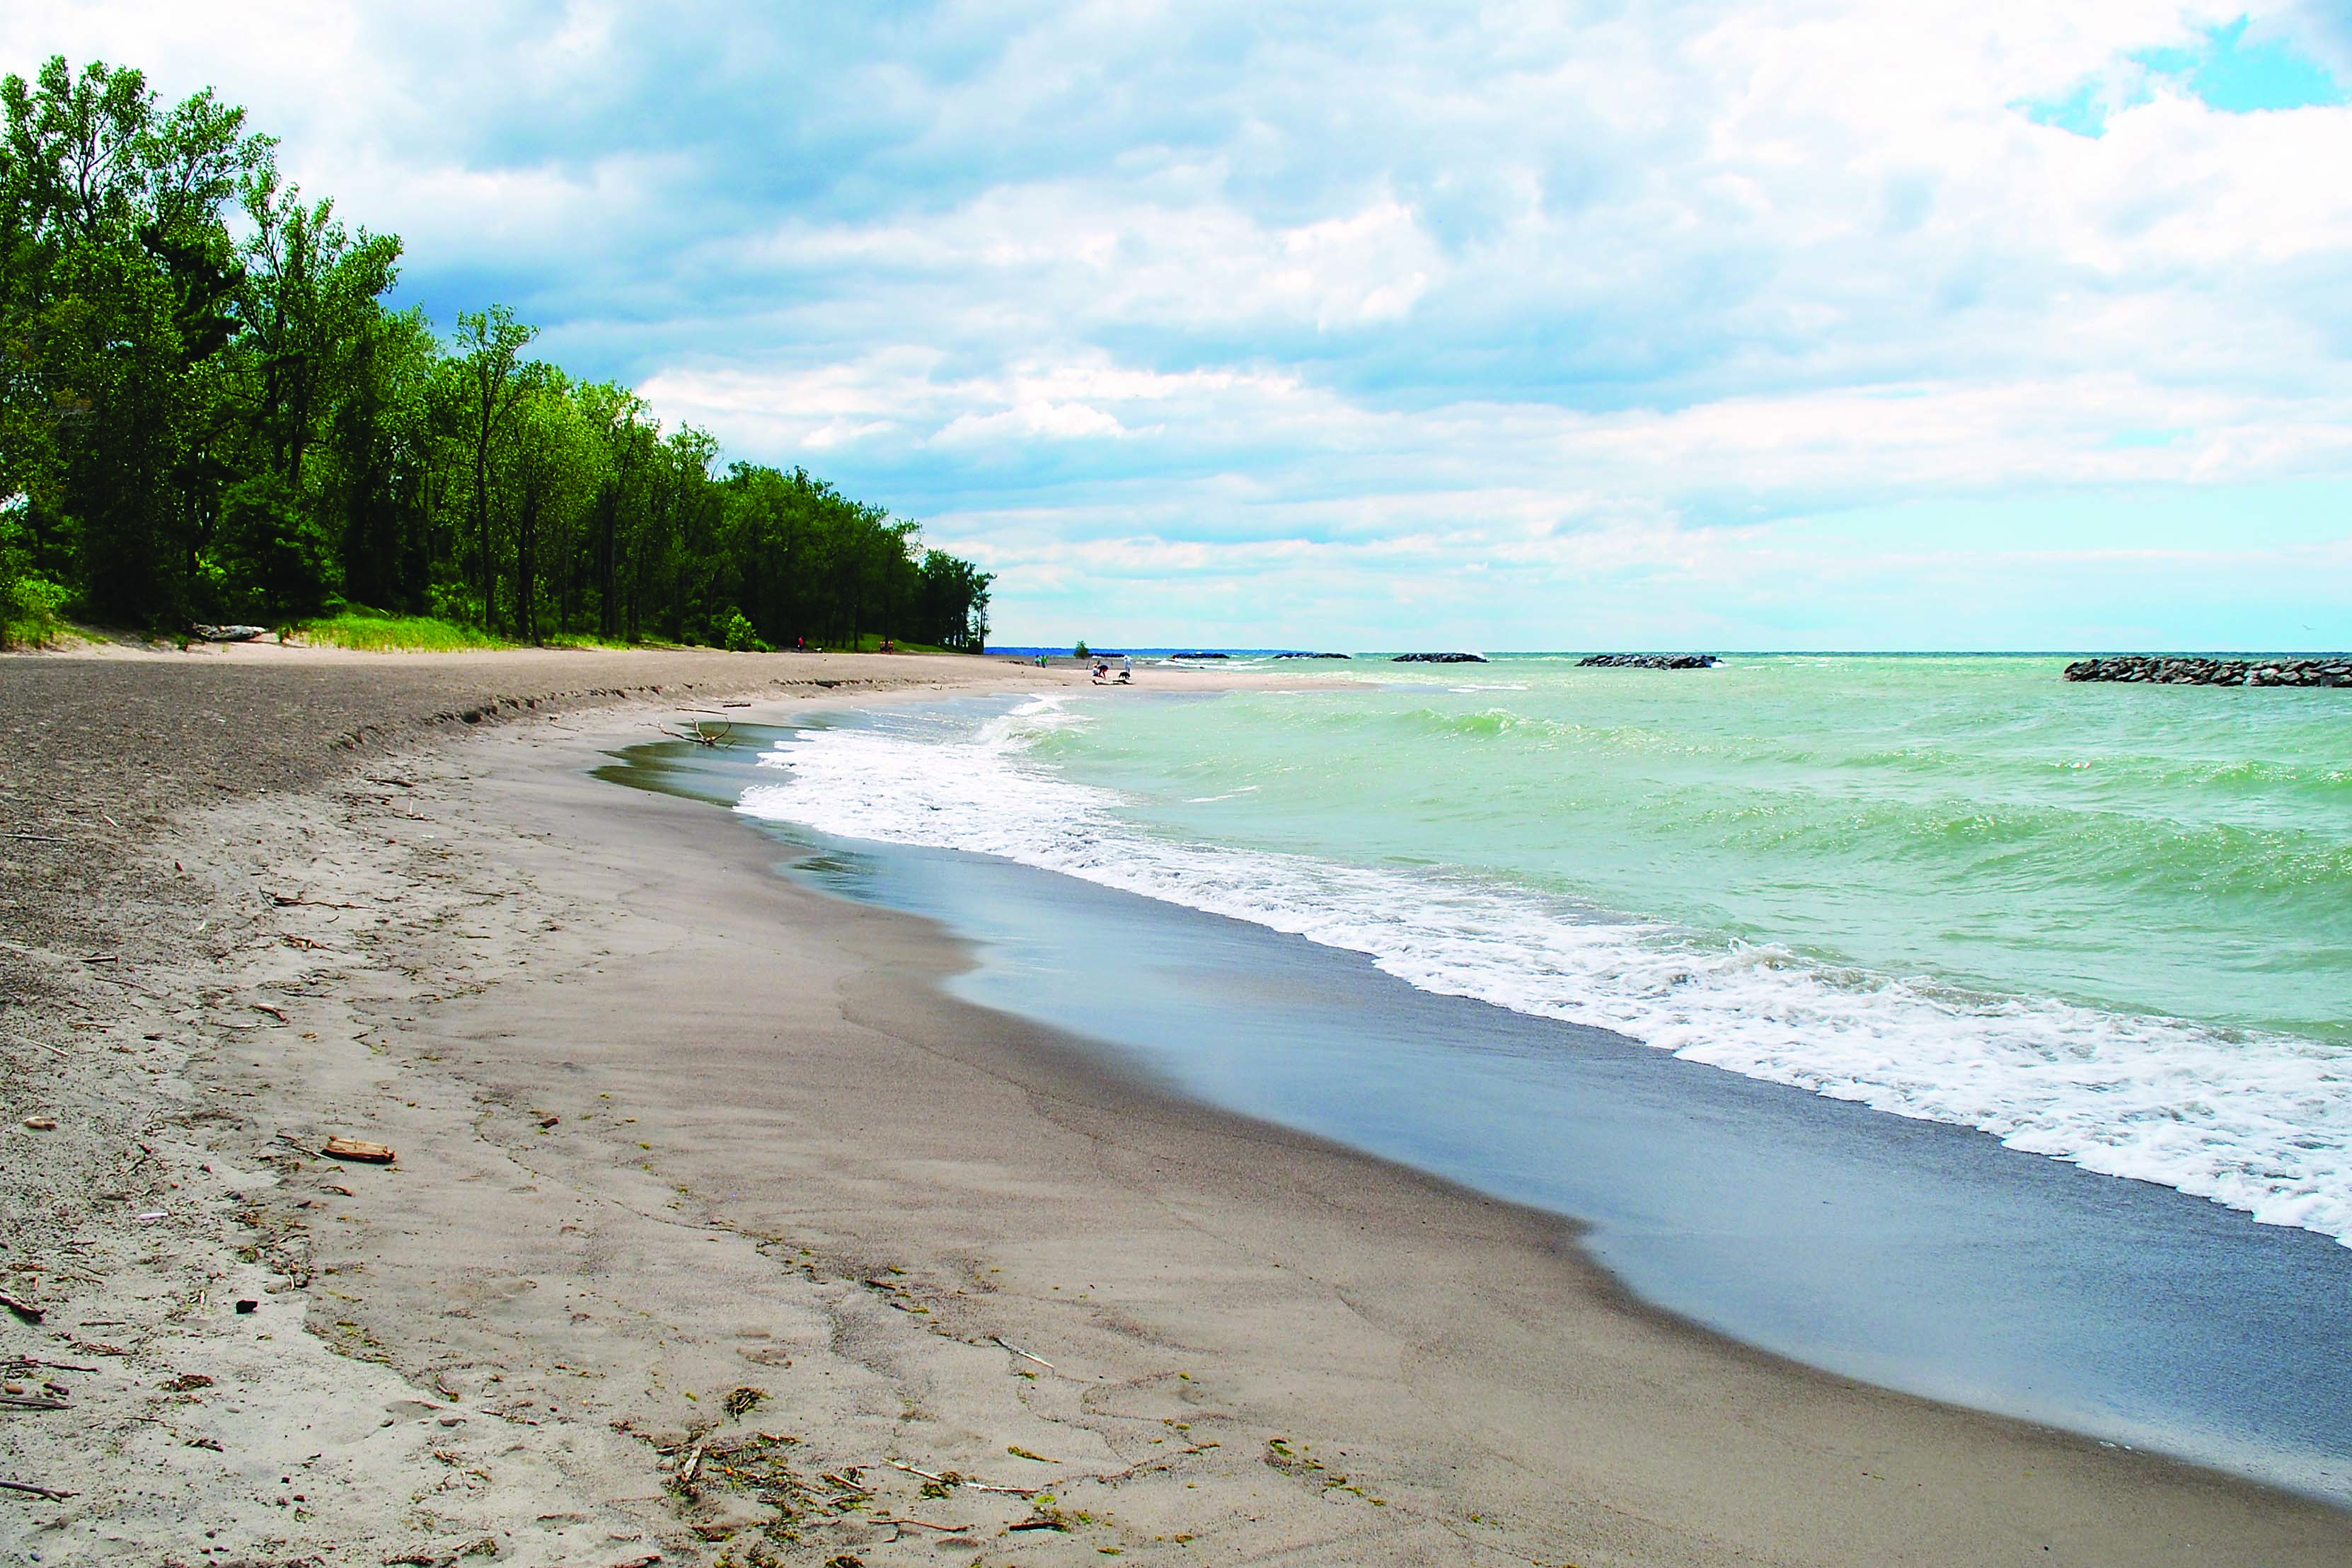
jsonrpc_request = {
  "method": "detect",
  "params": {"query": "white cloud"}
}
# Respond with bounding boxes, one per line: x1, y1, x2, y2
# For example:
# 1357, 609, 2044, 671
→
4, 0, 2348, 645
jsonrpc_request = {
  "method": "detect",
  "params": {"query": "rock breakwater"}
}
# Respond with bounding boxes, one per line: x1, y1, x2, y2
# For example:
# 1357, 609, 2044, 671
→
1392, 652, 1488, 664
1579, 653, 1719, 669
2063, 655, 2352, 688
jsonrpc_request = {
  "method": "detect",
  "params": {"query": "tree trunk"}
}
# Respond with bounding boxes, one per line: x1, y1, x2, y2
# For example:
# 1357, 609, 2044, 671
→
473, 393, 496, 630
517, 485, 537, 643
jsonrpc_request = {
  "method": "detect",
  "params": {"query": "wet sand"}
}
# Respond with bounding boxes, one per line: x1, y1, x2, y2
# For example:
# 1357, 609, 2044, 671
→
2, 648, 2347, 1565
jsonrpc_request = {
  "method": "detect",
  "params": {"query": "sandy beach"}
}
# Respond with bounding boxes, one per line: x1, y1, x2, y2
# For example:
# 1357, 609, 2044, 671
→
4, 647, 2348, 1567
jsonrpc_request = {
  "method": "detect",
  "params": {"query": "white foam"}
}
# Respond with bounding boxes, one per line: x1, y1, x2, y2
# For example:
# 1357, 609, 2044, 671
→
739, 698, 2352, 1247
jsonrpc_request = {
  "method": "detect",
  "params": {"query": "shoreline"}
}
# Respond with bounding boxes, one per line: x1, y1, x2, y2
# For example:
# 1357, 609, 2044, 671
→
4, 652, 2348, 1564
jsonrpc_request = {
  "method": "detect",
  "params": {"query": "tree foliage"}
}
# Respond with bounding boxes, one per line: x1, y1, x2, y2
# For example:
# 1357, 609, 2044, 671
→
0, 56, 991, 650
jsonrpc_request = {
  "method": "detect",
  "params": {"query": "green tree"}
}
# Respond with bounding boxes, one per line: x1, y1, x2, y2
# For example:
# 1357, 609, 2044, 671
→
0, 54, 998, 652
450, 303, 534, 630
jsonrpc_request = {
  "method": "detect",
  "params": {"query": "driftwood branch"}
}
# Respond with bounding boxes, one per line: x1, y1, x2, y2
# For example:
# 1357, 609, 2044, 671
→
992, 1335, 1054, 1371
664, 718, 732, 747
0, 1479, 73, 1500
884, 1459, 1034, 1497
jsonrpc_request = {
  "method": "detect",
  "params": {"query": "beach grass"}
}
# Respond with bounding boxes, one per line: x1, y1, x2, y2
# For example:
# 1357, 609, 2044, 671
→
298, 608, 514, 652
296, 609, 965, 656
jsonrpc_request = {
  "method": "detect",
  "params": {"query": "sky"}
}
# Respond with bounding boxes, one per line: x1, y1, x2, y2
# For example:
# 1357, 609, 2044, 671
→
7, 1, 2351, 650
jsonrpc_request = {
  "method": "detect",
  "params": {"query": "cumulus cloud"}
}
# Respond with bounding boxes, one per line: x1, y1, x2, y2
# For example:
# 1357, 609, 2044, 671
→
3, 0, 2348, 645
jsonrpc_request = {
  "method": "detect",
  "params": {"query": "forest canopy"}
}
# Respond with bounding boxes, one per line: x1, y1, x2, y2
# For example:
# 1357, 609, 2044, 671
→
0, 55, 992, 651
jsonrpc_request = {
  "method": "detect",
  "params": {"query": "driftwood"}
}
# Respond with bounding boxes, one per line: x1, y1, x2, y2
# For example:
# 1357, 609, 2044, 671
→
0, 1479, 73, 1500
0, 1293, 42, 1324
884, 1459, 1034, 1497
270, 892, 364, 910
322, 1136, 395, 1164
664, 719, 732, 748
992, 1335, 1054, 1371
0, 1395, 68, 1410
877, 1516, 974, 1535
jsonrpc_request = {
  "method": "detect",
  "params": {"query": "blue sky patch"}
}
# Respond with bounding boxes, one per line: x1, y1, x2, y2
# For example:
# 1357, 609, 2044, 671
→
2023, 14, 2346, 136
2136, 15, 2346, 113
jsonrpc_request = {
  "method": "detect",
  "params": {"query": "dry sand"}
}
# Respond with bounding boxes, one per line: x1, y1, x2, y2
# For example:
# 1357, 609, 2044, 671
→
1, 646, 2347, 1567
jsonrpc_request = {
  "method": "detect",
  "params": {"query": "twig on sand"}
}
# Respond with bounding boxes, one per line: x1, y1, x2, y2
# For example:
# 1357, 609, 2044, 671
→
2, 833, 71, 844
269, 892, 364, 910
0, 1479, 74, 1501
877, 1516, 974, 1535
0, 1395, 69, 1410
992, 1335, 1054, 1371
678, 1441, 709, 1488
0, 1293, 44, 1324
250, 1003, 288, 1022
885, 1460, 1035, 1497
79, 954, 119, 965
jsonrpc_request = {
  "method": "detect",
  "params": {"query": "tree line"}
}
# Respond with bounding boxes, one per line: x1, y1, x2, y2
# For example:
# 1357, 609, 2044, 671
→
0, 56, 991, 651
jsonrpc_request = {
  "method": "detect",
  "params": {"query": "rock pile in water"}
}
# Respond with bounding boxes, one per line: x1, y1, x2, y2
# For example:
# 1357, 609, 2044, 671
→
1391, 652, 1488, 663
1273, 652, 1352, 659
2063, 655, 2352, 687
1578, 653, 1719, 669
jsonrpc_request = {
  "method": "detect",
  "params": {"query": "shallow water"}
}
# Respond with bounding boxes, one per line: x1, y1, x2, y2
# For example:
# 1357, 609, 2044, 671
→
836, 836, 2352, 1506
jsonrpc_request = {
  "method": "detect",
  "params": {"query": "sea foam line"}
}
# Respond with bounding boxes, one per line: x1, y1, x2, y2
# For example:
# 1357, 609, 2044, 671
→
739, 696, 2352, 1246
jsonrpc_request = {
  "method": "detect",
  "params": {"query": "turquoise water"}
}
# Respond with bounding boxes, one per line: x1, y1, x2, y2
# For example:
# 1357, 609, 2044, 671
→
1062, 656, 2352, 1043
737, 655, 2352, 1243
